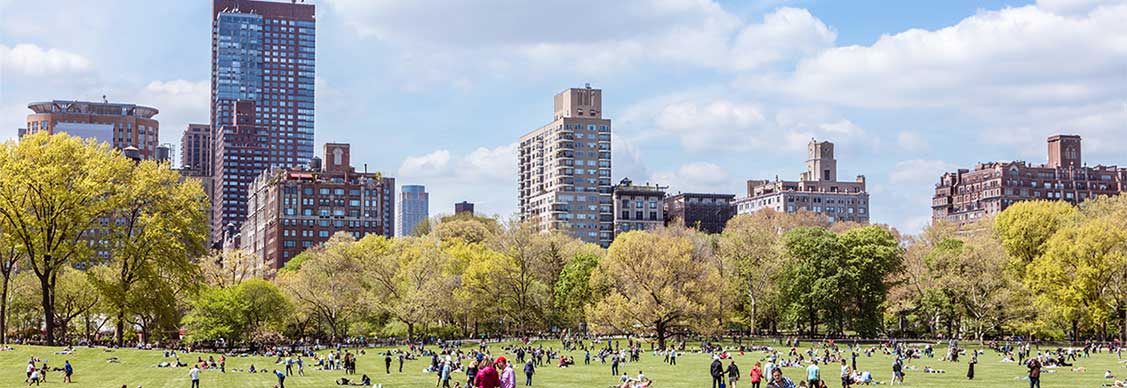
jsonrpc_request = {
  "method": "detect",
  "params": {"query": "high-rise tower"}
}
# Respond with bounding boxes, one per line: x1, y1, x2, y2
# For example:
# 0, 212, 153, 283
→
518, 85, 613, 247
210, 0, 315, 243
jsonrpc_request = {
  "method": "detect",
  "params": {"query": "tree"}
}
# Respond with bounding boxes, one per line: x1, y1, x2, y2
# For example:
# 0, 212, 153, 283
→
586, 229, 721, 349
487, 221, 552, 333
362, 235, 449, 339
0, 133, 132, 344
53, 267, 100, 342
185, 279, 291, 343
1030, 217, 1127, 341
91, 160, 208, 346
0, 230, 21, 344
777, 227, 843, 335
434, 218, 498, 244
718, 210, 828, 335
554, 252, 599, 329
994, 200, 1076, 268
837, 226, 903, 337
200, 249, 260, 287
277, 233, 366, 341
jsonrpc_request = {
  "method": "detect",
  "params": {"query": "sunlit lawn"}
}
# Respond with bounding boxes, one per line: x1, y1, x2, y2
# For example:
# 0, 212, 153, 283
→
1, 341, 1125, 387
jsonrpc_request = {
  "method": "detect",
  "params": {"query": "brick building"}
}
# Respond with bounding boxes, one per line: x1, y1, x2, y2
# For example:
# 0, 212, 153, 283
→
932, 134, 1127, 226
210, 0, 316, 244
241, 143, 394, 274
735, 139, 870, 224
664, 193, 735, 234
612, 178, 666, 238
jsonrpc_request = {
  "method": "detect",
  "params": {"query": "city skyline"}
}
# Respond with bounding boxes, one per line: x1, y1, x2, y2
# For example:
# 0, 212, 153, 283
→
3, 0, 1126, 234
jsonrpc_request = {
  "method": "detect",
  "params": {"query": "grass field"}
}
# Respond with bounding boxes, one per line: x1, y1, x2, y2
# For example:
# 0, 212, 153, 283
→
2, 342, 1126, 388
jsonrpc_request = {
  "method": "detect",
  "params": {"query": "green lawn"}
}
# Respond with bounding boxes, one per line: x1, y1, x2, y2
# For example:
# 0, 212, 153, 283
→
1, 342, 1125, 387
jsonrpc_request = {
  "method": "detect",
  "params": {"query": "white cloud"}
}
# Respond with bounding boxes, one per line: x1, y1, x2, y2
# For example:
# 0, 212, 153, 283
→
888, 159, 956, 185
772, 4, 1127, 110
651, 162, 735, 194
0, 44, 91, 76
1036, 0, 1124, 15
397, 144, 516, 183
397, 144, 518, 218
135, 80, 209, 147
324, 2, 839, 89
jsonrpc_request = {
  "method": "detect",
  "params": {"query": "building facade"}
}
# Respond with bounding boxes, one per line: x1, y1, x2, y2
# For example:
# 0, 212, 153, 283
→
210, 0, 316, 243
455, 201, 474, 215
519, 85, 613, 247
664, 193, 735, 234
932, 135, 1127, 227
241, 143, 393, 274
399, 185, 428, 237
735, 139, 870, 224
612, 178, 666, 238
23, 100, 160, 159
181, 123, 212, 175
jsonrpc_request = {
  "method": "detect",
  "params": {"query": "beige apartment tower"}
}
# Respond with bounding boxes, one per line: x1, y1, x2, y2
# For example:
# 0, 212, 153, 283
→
519, 85, 613, 247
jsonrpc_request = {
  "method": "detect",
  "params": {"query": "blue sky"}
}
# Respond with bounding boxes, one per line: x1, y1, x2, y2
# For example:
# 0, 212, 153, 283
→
2, 0, 1125, 234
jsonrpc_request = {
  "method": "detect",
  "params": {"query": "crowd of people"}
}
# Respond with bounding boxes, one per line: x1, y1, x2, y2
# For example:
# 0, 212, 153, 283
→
8, 336, 1127, 387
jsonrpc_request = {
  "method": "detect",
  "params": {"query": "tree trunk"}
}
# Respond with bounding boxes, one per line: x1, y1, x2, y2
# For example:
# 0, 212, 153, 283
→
748, 293, 758, 336
655, 320, 667, 350
0, 273, 8, 344
116, 311, 126, 347
407, 322, 415, 341
40, 277, 56, 345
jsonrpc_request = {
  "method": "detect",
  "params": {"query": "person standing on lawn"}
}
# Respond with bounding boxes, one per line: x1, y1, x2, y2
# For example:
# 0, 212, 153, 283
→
710, 355, 724, 388
728, 359, 741, 388
189, 365, 201, 388
524, 359, 535, 386
1027, 357, 1042, 388
967, 354, 976, 380
475, 357, 500, 388
806, 360, 821, 388
274, 369, 286, 388
63, 360, 73, 383
766, 368, 796, 388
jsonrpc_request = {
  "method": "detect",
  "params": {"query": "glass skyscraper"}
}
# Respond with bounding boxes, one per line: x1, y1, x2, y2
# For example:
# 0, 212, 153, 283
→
399, 185, 429, 237
210, 0, 315, 243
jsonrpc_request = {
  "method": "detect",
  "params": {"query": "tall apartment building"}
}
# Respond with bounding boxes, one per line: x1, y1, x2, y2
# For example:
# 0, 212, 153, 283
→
22, 100, 160, 159
932, 134, 1127, 227
612, 178, 666, 238
399, 185, 428, 237
181, 124, 212, 175
734, 139, 870, 224
664, 193, 735, 234
241, 143, 393, 274
210, 0, 316, 244
519, 85, 613, 247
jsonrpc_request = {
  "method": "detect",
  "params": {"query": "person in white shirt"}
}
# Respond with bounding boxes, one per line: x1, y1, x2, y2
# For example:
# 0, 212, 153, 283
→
189, 366, 201, 388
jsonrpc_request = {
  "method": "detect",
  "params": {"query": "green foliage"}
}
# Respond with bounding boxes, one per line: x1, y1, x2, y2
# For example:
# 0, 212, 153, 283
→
553, 253, 599, 326
185, 279, 291, 343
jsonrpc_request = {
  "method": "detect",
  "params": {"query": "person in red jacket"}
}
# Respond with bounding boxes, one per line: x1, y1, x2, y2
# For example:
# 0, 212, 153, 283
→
750, 361, 763, 388
475, 357, 502, 388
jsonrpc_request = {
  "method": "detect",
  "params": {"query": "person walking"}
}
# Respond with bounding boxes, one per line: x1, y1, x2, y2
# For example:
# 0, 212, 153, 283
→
611, 355, 620, 376
1027, 357, 1042, 388
891, 358, 903, 385
399, 353, 405, 373
840, 359, 852, 388
749, 362, 763, 388
385, 353, 392, 374
500, 357, 516, 388
728, 359, 741, 388
524, 359, 535, 386
710, 355, 724, 388
189, 366, 201, 388
670, 349, 678, 366
967, 354, 976, 380
806, 360, 821, 388
63, 360, 73, 383
441, 358, 453, 388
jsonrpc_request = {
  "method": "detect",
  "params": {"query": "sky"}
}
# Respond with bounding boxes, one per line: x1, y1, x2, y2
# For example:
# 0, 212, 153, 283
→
1, 0, 1125, 234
